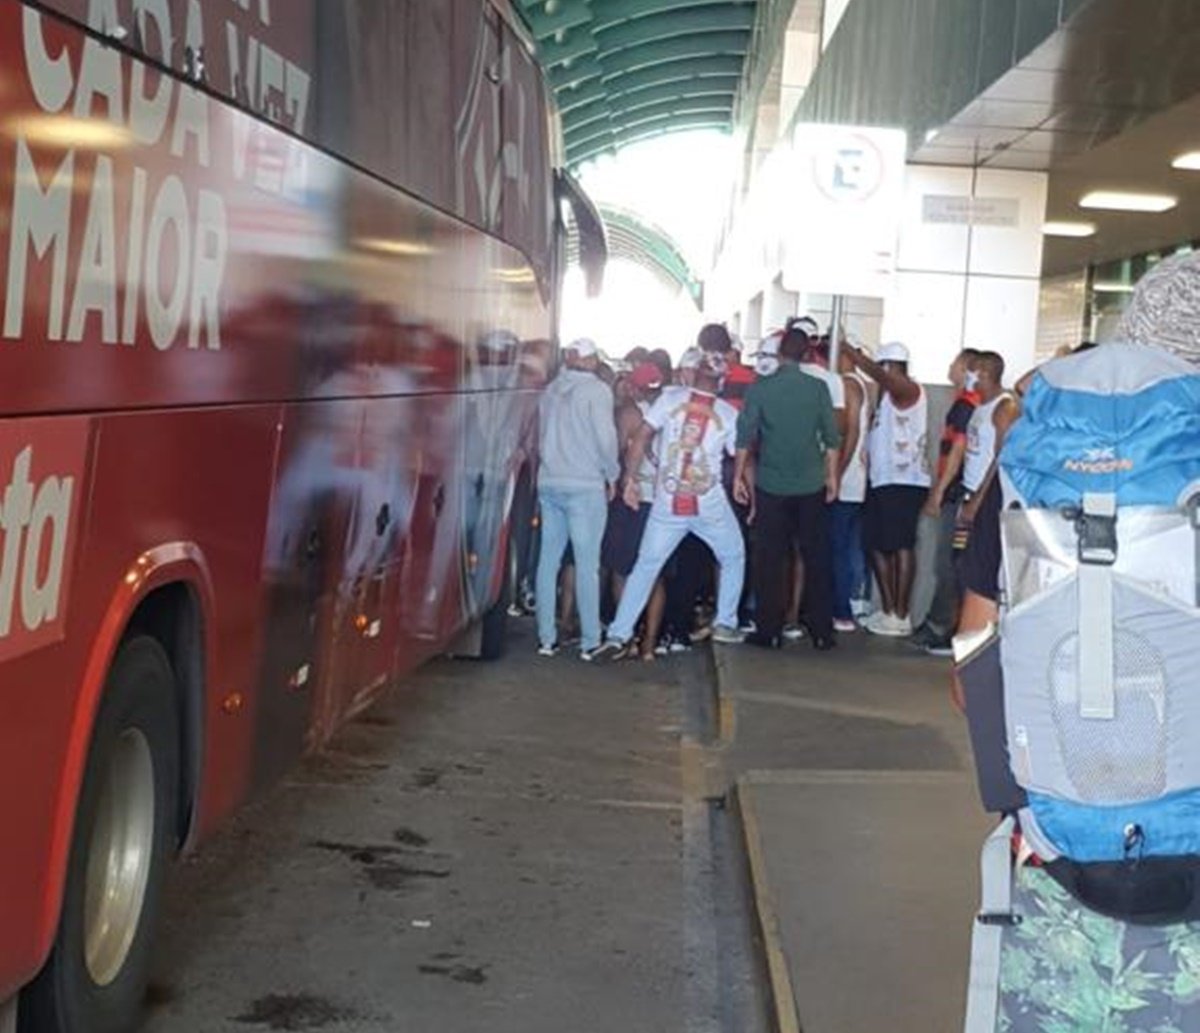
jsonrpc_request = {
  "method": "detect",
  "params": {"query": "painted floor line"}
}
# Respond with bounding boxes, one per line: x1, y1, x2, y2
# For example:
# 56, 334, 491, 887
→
736, 776, 802, 1033
730, 688, 933, 727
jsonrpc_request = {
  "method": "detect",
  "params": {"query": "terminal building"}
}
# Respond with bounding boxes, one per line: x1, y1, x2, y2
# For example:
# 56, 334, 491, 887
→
511, 0, 1197, 382
701, 0, 1200, 381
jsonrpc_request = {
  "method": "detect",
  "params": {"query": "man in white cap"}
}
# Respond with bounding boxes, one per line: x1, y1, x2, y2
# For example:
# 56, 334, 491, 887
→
535, 338, 620, 659
845, 340, 930, 636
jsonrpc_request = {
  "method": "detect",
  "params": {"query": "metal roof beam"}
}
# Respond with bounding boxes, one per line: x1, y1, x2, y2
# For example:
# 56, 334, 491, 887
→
539, 30, 598, 68
596, 7, 756, 54
608, 79, 740, 110
521, 4, 593, 40
565, 98, 730, 153
562, 100, 614, 138
604, 55, 744, 96
596, 31, 750, 77
590, 0, 755, 32
620, 96, 733, 128
567, 115, 731, 165
549, 58, 603, 92
556, 79, 608, 114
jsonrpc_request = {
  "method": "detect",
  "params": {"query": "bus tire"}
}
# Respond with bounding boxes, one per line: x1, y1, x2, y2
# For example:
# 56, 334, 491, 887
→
20, 637, 180, 1033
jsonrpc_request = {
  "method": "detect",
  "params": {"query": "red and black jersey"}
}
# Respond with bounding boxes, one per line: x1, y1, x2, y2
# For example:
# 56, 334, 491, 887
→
938, 389, 980, 500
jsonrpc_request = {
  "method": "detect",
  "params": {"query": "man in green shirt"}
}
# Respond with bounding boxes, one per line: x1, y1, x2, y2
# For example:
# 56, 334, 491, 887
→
734, 326, 842, 649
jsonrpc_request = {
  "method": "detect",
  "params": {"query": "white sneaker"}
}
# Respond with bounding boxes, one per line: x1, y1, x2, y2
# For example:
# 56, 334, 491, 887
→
833, 618, 858, 633
582, 640, 627, 662
537, 643, 558, 657
782, 624, 806, 641
869, 613, 912, 638
712, 624, 745, 645
863, 612, 896, 636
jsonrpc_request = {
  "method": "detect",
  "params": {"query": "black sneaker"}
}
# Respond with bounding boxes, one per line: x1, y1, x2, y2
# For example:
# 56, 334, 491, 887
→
909, 625, 938, 649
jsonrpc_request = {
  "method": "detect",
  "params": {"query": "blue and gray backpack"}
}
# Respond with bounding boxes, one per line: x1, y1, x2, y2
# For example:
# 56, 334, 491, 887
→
963, 342, 1200, 923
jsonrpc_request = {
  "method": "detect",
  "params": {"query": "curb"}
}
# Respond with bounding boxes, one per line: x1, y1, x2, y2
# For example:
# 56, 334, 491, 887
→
737, 773, 802, 1033
711, 647, 737, 744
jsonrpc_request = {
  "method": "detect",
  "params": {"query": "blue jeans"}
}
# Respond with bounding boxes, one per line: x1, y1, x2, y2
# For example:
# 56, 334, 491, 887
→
536, 484, 608, 651
830, 501, 866, 621
608, 500, 745, 643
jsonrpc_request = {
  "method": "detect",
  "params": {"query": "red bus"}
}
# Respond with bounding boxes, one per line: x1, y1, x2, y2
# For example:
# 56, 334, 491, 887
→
0, 3, 599, 1030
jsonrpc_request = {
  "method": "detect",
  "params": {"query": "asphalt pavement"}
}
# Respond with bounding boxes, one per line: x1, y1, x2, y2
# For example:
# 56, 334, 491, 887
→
142, 619, 766, 1033
137, 614, 989, 1033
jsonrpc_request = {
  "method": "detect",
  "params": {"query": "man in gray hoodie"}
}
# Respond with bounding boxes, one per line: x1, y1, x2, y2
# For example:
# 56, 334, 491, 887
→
536, 338, 620, 658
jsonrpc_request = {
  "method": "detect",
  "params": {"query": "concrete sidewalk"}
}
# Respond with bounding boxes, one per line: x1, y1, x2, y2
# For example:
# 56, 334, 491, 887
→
716, 635, 994, 1033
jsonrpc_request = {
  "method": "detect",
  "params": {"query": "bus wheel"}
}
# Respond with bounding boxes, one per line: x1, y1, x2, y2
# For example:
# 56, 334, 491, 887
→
21, 637, 179, 1033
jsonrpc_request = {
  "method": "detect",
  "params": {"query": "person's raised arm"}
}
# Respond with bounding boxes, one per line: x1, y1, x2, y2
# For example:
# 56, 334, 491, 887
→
846, 345, 920, 407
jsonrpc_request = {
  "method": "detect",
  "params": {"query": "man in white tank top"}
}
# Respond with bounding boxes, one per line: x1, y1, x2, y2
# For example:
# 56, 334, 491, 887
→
832, 345, 871, 632
955, 351, 1020, 617
846, 341, 930, 636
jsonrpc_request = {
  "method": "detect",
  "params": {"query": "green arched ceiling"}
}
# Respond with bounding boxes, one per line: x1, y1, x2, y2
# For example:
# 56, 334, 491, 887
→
516, 0, 759, 167
566, 203, 703, 307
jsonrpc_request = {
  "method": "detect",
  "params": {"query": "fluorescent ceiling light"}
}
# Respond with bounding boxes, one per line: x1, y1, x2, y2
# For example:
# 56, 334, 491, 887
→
1172, 152, 1200, 171
1079, 191, 1177, 213
1043, 221, 1096, 238
1093, 282, 1135, 293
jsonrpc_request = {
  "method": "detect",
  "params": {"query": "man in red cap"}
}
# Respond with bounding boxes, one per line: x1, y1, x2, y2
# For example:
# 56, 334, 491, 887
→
594, 350, 747, 658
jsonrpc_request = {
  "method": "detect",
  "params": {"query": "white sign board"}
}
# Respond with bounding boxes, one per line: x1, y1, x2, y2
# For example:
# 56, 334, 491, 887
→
922, 195, 1021, 227
782, 124, 908, 299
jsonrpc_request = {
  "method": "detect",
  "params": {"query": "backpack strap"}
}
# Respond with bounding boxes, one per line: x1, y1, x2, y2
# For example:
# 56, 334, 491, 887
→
1189, 496, 1200, 608
1076, 493, 1117, 720
963, 816, 1017, 1033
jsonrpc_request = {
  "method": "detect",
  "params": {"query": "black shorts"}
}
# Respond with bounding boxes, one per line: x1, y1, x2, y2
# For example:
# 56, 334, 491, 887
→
602, 500, 651, 576
957, 482, 1003, 602
864, 485, 926, 552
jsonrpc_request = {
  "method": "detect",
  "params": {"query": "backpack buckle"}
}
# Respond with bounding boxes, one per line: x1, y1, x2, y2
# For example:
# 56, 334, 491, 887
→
1072, 493, 1118, 566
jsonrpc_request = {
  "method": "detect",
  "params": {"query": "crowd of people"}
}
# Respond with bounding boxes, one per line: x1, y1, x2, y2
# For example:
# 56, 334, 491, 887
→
528, 318, 1019, 664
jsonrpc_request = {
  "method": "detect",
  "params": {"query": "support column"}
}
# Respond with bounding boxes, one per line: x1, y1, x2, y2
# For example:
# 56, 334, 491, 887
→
882, 166, 1048, 385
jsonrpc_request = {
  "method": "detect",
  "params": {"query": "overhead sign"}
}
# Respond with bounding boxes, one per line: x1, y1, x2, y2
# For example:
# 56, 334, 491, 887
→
923, 195, 1020, 228
782, 124, 907, 299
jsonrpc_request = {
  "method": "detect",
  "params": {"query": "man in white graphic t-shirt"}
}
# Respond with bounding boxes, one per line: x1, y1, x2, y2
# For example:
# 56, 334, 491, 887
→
594, 349, 746, 658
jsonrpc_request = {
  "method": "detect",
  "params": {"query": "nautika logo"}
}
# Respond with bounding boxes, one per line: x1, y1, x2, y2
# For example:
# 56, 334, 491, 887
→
1063, 447, 1134, 474
0, 425, 87, 664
